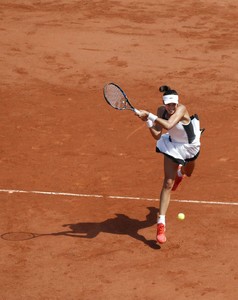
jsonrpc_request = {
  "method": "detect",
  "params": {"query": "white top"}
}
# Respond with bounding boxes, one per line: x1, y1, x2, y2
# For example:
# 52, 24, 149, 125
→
168, 117, 201, 144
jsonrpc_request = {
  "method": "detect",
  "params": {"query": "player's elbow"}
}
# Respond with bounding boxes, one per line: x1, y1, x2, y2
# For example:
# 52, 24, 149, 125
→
164, 123, 174, 130
163, 125, 170, 130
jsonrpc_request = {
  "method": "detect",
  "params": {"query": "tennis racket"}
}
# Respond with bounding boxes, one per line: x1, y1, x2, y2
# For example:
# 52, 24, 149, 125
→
103, 83, 141, 115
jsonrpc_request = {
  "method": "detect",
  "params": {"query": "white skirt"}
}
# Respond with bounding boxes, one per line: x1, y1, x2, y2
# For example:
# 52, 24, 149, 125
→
156, 133, 201, 165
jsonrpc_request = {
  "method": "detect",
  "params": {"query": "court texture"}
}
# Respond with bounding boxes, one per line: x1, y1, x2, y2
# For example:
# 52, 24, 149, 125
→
0, 1, 237, 299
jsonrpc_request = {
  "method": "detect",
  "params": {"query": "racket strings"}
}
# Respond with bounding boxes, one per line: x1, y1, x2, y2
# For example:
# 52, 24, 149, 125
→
104, 84, 127, 109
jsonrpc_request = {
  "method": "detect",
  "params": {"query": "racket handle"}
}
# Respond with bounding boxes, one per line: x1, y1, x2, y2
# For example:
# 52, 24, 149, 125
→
134, 108, 141, 116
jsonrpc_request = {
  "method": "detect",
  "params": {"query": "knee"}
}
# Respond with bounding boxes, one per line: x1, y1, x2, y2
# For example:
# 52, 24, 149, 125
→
163, 178, 174, 190
185, 170, 193, 177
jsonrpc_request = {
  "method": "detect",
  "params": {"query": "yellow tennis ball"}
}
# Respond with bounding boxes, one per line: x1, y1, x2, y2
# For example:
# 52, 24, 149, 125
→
178, 213, 185, 220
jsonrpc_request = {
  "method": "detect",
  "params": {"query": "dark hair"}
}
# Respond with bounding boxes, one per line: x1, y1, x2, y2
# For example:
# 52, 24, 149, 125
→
159, 85, 178, 96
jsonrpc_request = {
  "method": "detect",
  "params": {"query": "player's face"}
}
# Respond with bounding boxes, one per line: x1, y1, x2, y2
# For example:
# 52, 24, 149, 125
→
164, 103, 177, 115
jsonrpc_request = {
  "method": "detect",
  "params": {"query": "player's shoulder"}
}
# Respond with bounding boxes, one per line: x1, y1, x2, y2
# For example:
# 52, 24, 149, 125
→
176, 103, 188, 113
178, 103, 186, 109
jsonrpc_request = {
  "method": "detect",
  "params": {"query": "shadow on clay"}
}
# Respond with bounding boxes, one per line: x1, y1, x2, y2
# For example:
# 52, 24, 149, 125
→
62, 206, 160, 249
1, 207, 160, 250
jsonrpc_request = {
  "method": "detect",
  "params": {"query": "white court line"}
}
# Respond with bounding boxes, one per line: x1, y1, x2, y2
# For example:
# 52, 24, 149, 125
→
0, 188, 237, 206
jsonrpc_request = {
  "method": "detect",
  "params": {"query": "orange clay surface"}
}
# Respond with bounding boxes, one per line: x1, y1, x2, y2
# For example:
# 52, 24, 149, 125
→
0, 1, 238, 299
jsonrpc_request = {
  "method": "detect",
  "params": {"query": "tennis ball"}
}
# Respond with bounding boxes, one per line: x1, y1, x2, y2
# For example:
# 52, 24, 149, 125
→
178, 213, 185, 220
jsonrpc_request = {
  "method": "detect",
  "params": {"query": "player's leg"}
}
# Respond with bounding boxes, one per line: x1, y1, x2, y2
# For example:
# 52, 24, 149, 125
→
182, 160, 195, 177
159, 156, 177, 215
157, 156, 177, 244
172, 160, 196, 191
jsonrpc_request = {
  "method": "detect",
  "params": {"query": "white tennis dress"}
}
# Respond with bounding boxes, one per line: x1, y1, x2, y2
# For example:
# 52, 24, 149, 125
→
156, 114, 201, 165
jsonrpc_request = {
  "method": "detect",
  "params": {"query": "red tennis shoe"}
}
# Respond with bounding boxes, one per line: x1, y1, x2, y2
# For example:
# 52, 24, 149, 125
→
156, 223, 166, 244
172, 166, 185, 191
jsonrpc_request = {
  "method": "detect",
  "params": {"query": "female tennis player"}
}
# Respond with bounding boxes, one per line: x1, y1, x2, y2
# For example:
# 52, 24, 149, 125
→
137, 85, 202, 244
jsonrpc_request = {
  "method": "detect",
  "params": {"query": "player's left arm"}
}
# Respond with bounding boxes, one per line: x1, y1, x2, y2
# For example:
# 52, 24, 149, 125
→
158, 105, 186, 130
140, 105, 186, 130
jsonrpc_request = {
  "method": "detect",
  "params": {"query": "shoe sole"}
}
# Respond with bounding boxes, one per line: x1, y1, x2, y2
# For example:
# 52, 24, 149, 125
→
156, 236, 167, 244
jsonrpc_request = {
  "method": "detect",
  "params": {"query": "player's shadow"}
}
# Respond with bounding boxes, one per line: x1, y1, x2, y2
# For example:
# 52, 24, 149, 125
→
62, 207, 160, 249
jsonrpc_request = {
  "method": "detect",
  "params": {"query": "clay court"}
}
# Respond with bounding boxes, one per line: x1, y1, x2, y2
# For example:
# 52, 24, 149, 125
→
0, 1, 238, 299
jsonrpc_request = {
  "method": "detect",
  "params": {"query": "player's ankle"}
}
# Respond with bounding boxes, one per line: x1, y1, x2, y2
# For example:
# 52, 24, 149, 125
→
158, 215, 166, 225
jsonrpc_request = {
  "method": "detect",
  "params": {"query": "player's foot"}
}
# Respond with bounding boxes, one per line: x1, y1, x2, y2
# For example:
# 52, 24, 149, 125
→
172, 165, 185, 191
156, 223, 166, 244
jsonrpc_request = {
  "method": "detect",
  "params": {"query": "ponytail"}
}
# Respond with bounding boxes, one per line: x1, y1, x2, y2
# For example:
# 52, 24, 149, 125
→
159, 85, 171, 93
159, 85, 178, 96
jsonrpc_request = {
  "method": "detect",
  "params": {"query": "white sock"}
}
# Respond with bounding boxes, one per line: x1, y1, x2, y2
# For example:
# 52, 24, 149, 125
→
158, 215, 166, 225
177, 168, 183, 177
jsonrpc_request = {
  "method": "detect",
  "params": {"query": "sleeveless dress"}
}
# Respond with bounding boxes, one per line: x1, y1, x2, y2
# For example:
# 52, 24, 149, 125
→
156, 114, 201, 165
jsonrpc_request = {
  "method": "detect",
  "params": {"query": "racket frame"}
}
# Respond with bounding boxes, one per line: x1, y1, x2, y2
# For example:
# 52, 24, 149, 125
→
103, 82, 140, 114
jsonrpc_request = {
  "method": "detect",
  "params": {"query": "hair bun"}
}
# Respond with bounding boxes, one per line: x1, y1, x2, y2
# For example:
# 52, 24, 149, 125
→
159, 85, 171, 93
